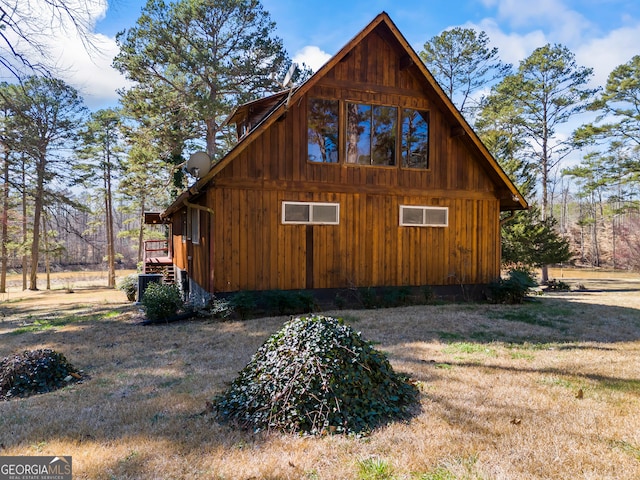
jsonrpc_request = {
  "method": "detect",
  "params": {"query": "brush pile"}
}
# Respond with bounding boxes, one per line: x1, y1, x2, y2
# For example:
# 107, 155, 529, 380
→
0, 349, 82, 400
214, 315, 418, 435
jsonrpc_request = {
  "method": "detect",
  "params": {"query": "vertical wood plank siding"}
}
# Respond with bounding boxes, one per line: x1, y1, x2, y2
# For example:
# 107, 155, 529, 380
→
187, 28, 502, 292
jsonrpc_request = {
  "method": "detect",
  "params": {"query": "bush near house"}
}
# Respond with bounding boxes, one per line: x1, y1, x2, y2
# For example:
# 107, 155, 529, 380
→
117, 274, 138, 301
487, 268, 538, 304
141, 282, 184, 322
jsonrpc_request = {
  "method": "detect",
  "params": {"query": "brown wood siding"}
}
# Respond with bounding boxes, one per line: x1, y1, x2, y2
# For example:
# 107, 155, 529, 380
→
189, 209, 208, 292
171, 210, 187, 271
206, 185, 500, 292
189, 27, 504, 292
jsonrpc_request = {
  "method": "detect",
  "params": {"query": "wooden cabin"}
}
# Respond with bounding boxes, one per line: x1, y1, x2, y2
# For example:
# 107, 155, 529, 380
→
160, 12, 527, 303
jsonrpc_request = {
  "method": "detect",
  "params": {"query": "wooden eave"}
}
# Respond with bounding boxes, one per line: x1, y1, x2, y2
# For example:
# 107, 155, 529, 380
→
144, 212, 163, 225
162, 12, 527, 219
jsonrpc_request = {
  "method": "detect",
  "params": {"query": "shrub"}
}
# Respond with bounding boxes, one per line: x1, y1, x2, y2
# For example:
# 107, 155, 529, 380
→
381, 286, 412, 307
141, 282, 184, 322
543, 279, 571, 291
357, 287, 379, 309
294, 290, 317, 313
117, 274, 138, 301
214, 315, 419, 435
263, 289, 302, 315
263, 289, 317, 315
488, 268, 537, 304
228, 291, 258, 319
421, 285, 436, 304
207, 297, 233, 319
0, 349, 81, 400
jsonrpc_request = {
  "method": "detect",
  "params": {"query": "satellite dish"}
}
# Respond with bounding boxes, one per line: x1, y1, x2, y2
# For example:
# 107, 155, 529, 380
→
186, 151, 211, 179
282, 63, 297, 88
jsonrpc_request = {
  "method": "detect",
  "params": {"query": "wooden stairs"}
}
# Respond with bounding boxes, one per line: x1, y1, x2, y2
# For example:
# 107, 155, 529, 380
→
143, 240, 175, 284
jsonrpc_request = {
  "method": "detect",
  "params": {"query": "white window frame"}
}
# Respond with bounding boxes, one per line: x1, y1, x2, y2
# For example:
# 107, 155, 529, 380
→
282, 201, 340, 225
190, 208, 200, 244
181, 209, 187, 243
399, 205, 448, 227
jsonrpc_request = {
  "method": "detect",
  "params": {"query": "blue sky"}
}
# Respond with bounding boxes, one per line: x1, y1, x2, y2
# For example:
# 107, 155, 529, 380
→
25, 0, 640, 109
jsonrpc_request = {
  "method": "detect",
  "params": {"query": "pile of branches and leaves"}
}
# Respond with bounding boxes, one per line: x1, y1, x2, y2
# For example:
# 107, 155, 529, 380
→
0, 349, 82, 401
214, 315, 419, 435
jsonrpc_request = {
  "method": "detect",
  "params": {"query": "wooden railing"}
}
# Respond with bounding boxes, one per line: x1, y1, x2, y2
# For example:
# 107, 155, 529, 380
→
143, 240, 172, 276
143, 240, 169, 260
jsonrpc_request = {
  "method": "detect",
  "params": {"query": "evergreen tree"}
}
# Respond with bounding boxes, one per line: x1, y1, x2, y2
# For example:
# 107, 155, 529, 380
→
5, 76, 86, 290
576, 55, 640, 149
76, 108, 125, 287
486, 44, 597, 281
114, 0, 290, 191
493, 44, 598, 222
419, 27, 510, 118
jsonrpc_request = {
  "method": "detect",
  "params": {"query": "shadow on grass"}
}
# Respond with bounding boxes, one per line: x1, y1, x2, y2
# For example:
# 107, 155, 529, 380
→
0, 303, 129, 334
0, 284, 639, 461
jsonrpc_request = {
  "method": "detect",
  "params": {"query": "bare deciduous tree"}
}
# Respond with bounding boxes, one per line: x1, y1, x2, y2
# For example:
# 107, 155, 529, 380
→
0, 0, 101, 77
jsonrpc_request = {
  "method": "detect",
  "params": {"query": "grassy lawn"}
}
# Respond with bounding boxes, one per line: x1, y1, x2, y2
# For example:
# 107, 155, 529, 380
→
0, 271, 639, 479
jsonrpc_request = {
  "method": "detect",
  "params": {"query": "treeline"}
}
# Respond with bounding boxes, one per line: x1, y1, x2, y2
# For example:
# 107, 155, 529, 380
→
1, 0, 639, 292
422, 29, 640, 277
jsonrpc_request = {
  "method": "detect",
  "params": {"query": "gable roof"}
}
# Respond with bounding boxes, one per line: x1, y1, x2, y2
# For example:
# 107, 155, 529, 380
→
163, 12, 527, 218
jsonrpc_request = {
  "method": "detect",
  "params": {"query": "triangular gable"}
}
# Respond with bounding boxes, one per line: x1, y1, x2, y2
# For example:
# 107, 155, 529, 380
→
163, 12, 527, 218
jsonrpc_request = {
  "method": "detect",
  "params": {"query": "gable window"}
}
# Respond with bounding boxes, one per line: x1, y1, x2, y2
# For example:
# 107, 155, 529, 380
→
346, 103, 397, 166
400, 205, 448, 227
282, 201, 340, 225
308, 98, 339, 163
401, 109, 429, 169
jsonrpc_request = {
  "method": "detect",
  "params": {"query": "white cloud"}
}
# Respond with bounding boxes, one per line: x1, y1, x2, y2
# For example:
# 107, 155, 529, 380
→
575, 23, 640, 88
468, 3, 639, 90
292, 45, 332, 72
488, 0, 590, 41
2, 0, 125, 109
475, 0, 594, 51
53, 33, 129, 109
470, 19, 548, 67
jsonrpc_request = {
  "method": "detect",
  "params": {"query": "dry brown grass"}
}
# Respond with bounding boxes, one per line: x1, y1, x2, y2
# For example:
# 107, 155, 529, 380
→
1, 270, 639, 479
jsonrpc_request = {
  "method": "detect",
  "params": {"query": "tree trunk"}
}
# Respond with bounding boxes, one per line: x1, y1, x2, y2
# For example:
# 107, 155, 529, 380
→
137, 197, 146, 263
105, 151, 116, 288
21, 158, 27, 290
540, 119, 549, 284
0, 142, 9, 293
29, 153, 46, 291
43, 214, 51, 290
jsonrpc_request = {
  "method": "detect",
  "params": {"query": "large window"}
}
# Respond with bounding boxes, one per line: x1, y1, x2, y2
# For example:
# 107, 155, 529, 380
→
308, 98, 339, 163
346, 103, 397, 165
399, 205, 448, 227
306, 98, 429, 168
401, 109, 429, 169
282, 201, 340, 225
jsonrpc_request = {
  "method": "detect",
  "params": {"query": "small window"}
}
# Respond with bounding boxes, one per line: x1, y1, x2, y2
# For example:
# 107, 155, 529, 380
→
400, 205, 448, 227
308, 98, 339, 163
190, 208, 200, 244
282, 202, 339, 225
